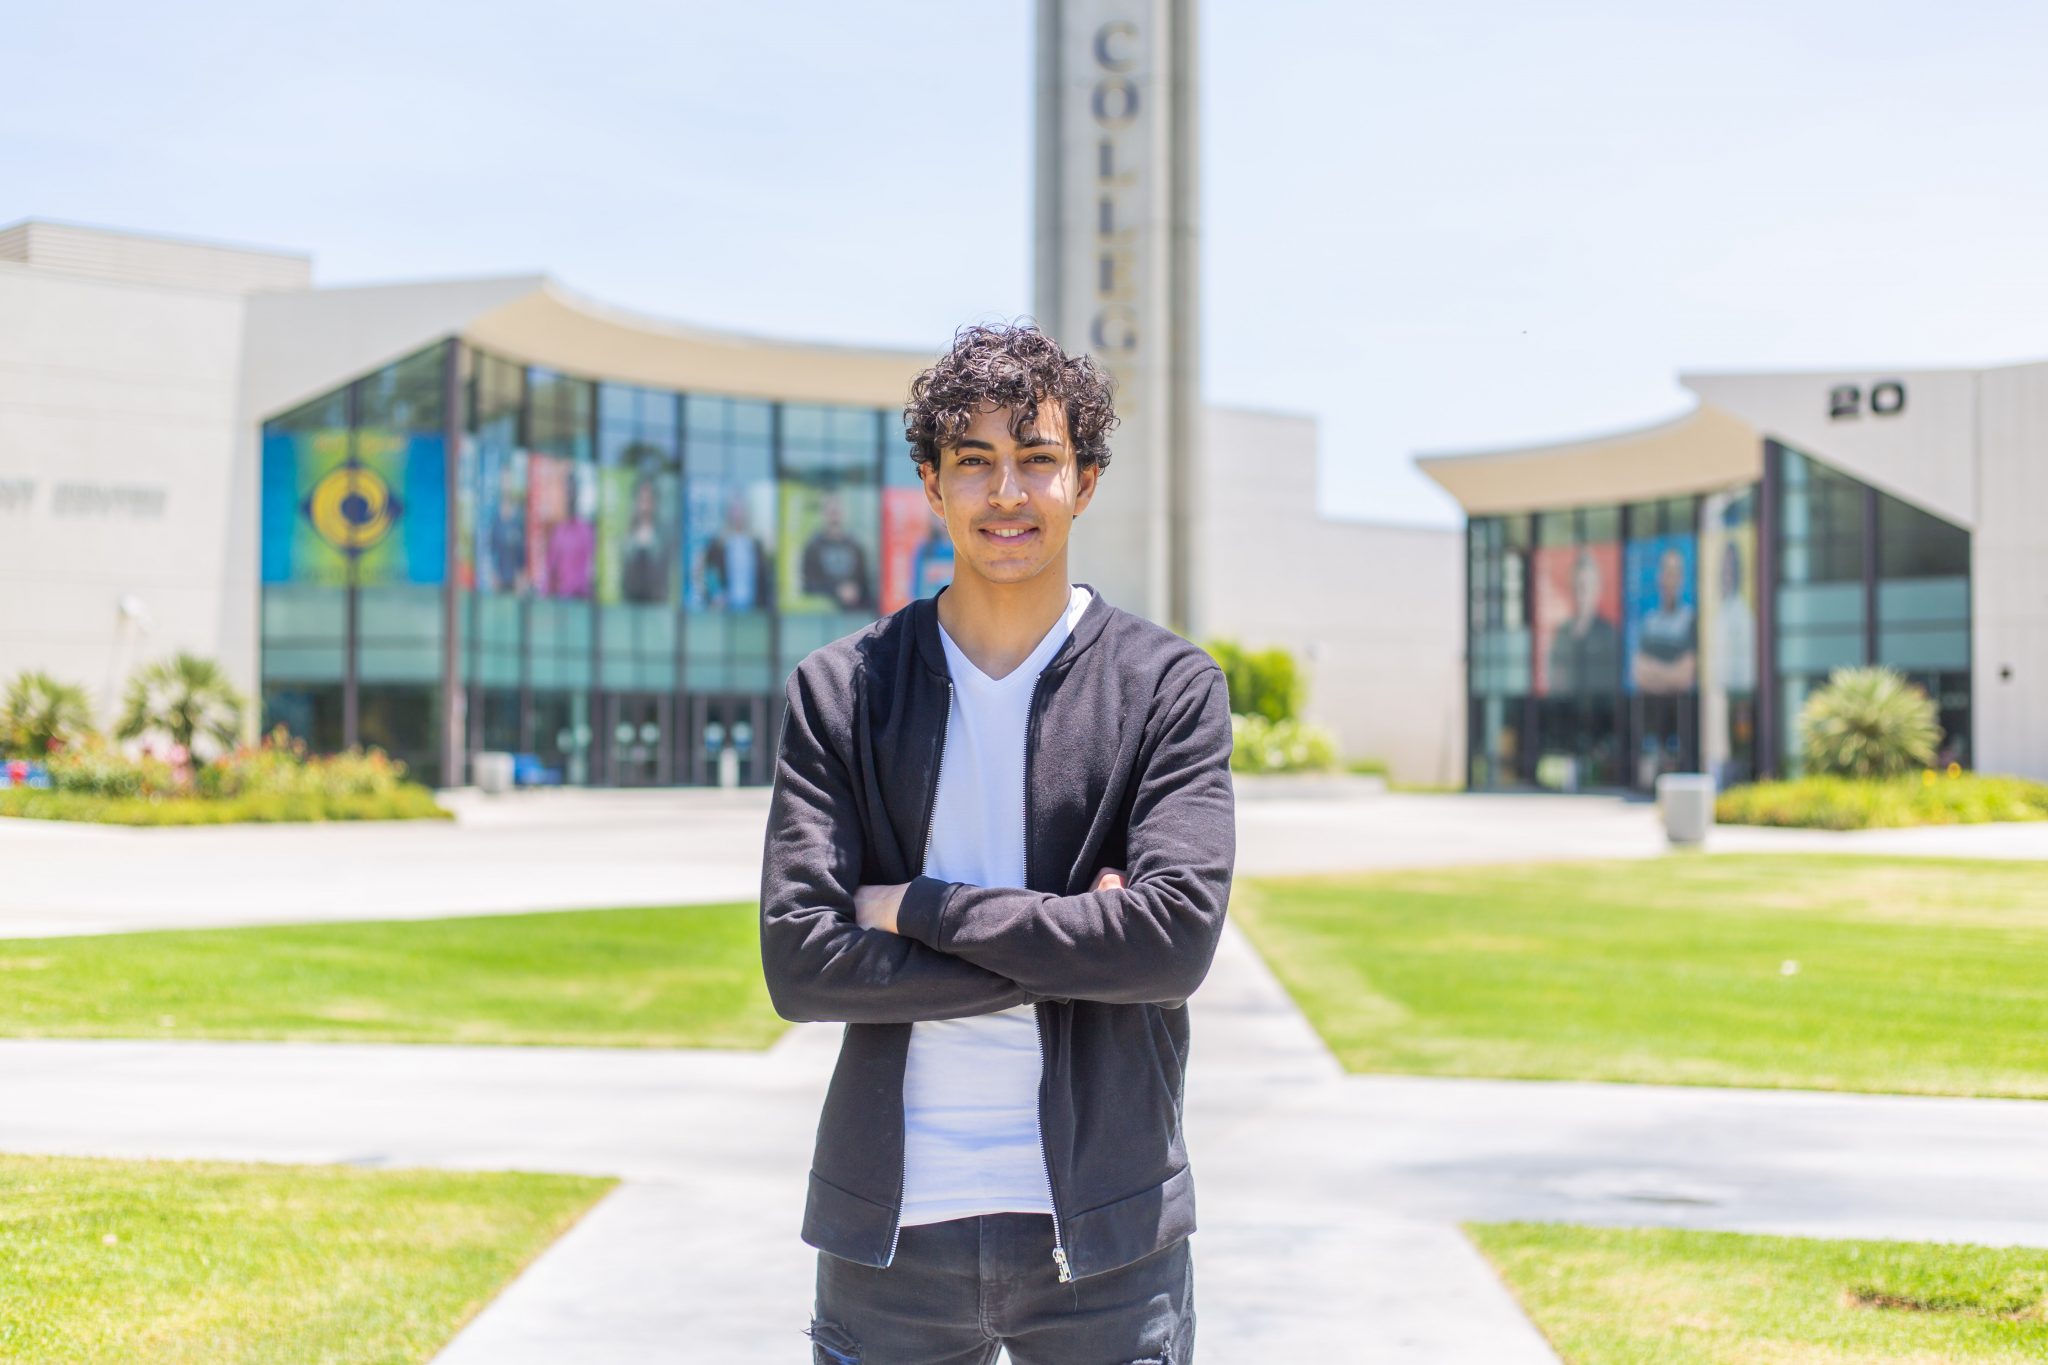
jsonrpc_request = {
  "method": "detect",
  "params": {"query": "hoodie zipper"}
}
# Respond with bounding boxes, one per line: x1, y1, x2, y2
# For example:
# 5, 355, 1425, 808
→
885, 677, 952, 1270
1024, 669, 1072, 1283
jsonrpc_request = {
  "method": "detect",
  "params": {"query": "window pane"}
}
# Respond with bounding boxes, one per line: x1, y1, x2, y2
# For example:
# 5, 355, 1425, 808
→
356, 343, 446, 434
1878, 491, 1969, 578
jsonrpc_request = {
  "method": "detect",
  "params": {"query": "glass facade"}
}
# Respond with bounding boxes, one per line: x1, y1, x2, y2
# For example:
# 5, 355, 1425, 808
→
260, 342, 450, 784
1770, 441, 1971, 773
258, 338, 937, 787
1465, 442, 1973, 790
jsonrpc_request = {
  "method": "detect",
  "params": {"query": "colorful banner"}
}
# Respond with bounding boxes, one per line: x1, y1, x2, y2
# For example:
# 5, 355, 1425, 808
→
685, 475, 777, 612
475, 442, 528, 594
780, 481, 879, 615
881, 486, 952, 615
453, 434, 478, 592
1624, 533, 1699, 695
259, 428, 445, 586
528, 454, 596, 600
1531, 541, 1621, 696
597, 467, 677, 606
1700, 489, 1759, 782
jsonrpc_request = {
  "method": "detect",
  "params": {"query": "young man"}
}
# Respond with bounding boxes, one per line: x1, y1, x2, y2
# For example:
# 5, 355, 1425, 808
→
760, 323, 1235, 1364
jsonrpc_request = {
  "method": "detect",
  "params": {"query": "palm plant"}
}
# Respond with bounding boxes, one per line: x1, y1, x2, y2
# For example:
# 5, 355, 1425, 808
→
1798, 665, 1940, 779
0, 671, 95, 757
117, 653, 246, 760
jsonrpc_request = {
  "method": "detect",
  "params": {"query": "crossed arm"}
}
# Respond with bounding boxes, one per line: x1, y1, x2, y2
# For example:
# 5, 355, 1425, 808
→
850, 869, 1125, 935
758, 660, 1236, 1024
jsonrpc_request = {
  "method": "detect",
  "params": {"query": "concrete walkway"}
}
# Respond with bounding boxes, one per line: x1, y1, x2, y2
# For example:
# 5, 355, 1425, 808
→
5, 787, 2043, 939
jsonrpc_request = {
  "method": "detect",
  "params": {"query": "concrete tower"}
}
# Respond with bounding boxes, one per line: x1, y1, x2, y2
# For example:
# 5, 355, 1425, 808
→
1033, 0, 1200, 630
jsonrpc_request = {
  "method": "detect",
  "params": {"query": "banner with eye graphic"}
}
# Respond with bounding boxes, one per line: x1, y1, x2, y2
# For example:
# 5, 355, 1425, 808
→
261, 427, 447, 586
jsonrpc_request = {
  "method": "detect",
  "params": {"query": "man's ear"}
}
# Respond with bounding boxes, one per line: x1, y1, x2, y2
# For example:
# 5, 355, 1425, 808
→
920, 457, 946, 519
1072, 459, 1099, 516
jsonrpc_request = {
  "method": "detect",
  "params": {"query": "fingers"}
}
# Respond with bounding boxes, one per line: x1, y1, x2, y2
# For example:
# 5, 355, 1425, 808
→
1092, 866, 1127, 891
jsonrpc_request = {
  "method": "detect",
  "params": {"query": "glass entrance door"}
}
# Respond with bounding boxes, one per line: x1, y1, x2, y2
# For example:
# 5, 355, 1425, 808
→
687, 693, 769, 786
1628, 691, 1697, 791
605, 693, 670, 787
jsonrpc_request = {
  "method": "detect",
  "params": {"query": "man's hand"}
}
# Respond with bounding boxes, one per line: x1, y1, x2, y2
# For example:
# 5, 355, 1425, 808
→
854, 882, 908, 934
856, 867, 1126, 935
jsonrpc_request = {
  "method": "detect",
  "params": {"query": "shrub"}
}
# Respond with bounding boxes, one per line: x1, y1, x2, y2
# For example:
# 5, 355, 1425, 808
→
1, 726, 444, 825
0, 786, 449, 826
196, 729, 414, 802
0, 671, 95, 758
1231, 714, 1340, 774
1798, 666, 1940, 779
117, 652, 246, 762
44, 736, 177, 798
1347, 757, 1390, 777
1716, 771, 2048, 830
1204, 639, 1304, 724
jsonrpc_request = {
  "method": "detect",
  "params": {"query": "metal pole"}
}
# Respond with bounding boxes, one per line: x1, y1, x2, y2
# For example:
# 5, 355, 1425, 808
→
439, 338, 464, 788
342, 380, 360, 751
1756, 443, 1781, 778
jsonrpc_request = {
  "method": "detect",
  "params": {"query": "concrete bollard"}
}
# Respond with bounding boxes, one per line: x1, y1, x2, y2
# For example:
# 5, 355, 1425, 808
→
472, 751, 514, 795
1655, 772, 1716, 845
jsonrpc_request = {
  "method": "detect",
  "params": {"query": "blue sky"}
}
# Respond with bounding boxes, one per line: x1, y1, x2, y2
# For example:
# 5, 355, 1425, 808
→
10, 0, 2048, 527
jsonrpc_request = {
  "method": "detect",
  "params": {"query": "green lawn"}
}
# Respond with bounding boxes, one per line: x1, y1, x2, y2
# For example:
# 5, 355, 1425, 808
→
1232, 854, 2048, 1098
1468, 1221, 2048, 1363
0, 904, 786, 1049
0, 1153, 612, 1364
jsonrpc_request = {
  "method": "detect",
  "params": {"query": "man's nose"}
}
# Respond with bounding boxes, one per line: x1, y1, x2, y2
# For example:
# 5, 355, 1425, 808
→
990, 460, 1027, 507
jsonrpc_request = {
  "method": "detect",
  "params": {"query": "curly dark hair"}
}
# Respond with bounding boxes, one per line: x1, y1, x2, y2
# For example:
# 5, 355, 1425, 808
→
903, 323, 1118, 474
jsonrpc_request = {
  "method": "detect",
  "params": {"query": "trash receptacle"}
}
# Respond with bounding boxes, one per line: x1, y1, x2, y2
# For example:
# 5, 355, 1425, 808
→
1655, 772, 1715, 845
473, 751, 514, 795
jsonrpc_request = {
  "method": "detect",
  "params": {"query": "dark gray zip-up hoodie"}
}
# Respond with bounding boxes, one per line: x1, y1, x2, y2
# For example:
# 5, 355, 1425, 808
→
759, 582, 1236, 1283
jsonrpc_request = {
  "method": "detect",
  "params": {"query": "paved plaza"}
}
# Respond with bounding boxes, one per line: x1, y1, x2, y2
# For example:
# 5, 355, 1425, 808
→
3, 789, 2046, 1360
5, 785, 2044, 940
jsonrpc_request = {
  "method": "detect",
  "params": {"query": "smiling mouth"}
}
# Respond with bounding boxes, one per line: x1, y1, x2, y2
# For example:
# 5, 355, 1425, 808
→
981, 526, 1038, 542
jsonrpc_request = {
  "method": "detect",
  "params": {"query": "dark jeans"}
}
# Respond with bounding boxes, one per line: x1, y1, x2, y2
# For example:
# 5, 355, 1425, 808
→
809, 1213, 1194, 1364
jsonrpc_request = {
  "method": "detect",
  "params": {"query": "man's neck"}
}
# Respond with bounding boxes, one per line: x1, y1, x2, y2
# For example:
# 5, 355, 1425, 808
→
936, 559, 1074, 683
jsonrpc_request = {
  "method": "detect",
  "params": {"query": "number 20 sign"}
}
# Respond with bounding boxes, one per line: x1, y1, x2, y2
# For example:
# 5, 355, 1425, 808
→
1828, 380, 1907, 420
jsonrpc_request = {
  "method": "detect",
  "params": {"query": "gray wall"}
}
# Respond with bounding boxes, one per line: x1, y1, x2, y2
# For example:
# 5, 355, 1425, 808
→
0, 261, 253, 724
1194, 406, 1465, 785
1973, 363, 2048, 780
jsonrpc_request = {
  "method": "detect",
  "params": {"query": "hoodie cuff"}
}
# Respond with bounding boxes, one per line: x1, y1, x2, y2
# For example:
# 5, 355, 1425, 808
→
896, 875, 956, 950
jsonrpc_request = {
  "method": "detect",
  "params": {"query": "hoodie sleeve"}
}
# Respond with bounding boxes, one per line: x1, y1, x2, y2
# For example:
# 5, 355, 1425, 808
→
893, 661, 1235, 1009
759, 659, 1037, 1024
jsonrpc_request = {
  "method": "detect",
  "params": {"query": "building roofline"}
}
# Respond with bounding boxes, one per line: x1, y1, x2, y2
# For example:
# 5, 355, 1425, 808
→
531, 276, 935, 367
0, 216, 311, 265
1414, 402, 1703, 468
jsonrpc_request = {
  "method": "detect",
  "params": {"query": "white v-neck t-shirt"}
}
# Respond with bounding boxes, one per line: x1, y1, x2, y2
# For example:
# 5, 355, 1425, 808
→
897, 583, 1093, 1228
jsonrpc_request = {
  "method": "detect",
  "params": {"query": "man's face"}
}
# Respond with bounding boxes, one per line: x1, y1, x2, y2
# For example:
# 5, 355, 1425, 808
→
1573, 556, 1600, 615
922, 399, 1097, 588
1659, 548, 1684, 603
821, 494, 844, 534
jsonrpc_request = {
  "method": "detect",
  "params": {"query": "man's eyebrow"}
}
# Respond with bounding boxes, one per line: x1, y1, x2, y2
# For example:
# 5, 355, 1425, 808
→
951, 434, 1066, 453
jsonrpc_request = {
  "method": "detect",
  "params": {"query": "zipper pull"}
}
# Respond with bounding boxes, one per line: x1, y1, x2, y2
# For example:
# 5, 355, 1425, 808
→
1052, 1246, 1072, 1283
